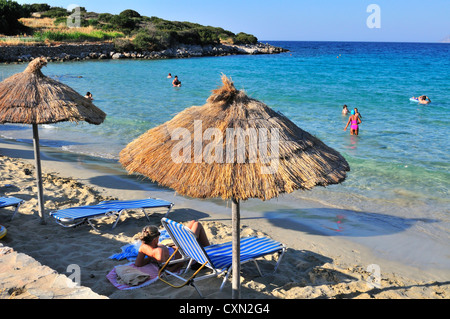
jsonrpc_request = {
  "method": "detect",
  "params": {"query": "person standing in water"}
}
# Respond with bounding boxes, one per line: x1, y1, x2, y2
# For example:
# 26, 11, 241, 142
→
354, 107, 362, 121
344, 110, 361, 135
342, 105, 349, 115
172, 75, 181, 87
84, 92, 93, 100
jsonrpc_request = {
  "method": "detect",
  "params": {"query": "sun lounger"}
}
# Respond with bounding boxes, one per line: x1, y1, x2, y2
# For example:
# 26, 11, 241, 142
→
159, 217, 286, 297
50, 198, 173, 230
98, 199, 174, 225
0, 196, 24, 220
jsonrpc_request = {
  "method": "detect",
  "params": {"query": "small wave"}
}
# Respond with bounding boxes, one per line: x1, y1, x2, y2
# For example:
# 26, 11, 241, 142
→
15, 138, 32, 144
61, 145, 118, 160
41, 124, 57, 130
49, 74, 84, 80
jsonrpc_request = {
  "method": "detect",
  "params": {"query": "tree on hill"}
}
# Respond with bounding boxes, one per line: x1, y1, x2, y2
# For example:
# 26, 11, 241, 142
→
0, 0, 30, 35
21, 3, 50, 14
119, 9, 141, 18
235, 32, 258, 44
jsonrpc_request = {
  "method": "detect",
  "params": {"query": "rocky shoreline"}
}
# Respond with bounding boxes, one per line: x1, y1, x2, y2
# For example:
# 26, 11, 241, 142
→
0, 42, 288, 63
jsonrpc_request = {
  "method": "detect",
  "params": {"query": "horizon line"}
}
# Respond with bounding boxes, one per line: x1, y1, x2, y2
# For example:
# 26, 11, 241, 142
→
261, 40, 449, 44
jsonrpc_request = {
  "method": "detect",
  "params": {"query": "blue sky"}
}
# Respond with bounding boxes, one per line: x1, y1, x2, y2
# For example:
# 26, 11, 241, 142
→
16, 0, 450, 42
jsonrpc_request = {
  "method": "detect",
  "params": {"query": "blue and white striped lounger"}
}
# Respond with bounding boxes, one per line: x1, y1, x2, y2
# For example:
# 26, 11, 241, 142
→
0, 196, 24, 220
160, 217, 286, 297
50, 198, 174, 230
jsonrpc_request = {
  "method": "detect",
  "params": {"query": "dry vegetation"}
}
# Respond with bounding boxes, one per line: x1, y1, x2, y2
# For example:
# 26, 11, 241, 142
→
0, 17, 124, 45
19, 17, 57, 30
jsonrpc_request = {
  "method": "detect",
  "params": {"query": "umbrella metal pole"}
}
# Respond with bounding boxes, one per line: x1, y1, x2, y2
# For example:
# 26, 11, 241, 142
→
232, 197, 240, 299
32, 124, 46, 224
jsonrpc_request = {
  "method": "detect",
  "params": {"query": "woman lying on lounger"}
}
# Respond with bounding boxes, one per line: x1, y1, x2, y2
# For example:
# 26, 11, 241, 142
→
134, 221, 210, 267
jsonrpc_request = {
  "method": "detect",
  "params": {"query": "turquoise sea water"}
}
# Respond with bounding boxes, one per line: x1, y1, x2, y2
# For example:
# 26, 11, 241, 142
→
1, 42, 449, 252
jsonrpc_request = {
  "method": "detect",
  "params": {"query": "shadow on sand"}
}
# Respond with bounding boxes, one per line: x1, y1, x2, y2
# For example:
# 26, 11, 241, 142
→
263, 207, 439, 237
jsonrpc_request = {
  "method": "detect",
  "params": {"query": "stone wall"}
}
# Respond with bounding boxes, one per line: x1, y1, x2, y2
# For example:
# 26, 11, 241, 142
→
0, 42, 287, 63
0, 43, 115, 62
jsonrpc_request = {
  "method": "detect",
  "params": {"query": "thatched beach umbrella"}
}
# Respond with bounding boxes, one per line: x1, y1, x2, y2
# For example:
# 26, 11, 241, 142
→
0, 57, 106, 224
120, 75, 349, 298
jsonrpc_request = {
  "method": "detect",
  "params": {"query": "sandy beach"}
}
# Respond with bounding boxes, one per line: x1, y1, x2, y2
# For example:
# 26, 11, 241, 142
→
1, 139, 449, 299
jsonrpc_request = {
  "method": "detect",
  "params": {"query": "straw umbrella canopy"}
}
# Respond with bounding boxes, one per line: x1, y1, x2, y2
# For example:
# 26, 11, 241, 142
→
120, 75, 349, 298
0, 57, 106, 224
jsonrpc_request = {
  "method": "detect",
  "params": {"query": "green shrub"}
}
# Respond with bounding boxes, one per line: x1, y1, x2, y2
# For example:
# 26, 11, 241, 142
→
98, 13, 114, 23
133, 31, 161, 51
109, 15, 136, 34
100, 23, 113, 31
25, 3, 50, 13
234, 32, 258, 44
41, 7, 68, 18
197, 27, 220, 45
53, 16, 67, 26
175, 29, 200, 45
0, 0, 30, 35
114, 38, 134, 51
87, 19, 99, 27
119, 9, 140, 18
33, 29, 124, 42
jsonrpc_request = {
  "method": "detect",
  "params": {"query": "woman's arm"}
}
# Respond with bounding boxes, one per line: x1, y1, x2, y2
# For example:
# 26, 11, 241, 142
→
135, 252, 153, 266
135, 244, 164, 266
344, 117, 351, 130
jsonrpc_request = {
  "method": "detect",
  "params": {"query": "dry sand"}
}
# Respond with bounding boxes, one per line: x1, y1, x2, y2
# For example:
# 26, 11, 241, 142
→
0, 143, 449, 299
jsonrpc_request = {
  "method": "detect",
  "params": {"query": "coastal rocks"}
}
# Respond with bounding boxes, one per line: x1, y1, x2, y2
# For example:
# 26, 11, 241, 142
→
111, 52, 124, 59
232, 43, 285, 54
0, 42, 288, 63
0, 44, 115, 63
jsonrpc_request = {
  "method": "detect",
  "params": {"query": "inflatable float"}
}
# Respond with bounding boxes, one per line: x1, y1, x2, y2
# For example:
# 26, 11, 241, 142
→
0, 225, 6, 239
410, 97, 419, 102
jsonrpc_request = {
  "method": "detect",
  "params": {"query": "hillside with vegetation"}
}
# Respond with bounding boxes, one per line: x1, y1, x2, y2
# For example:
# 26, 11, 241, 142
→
0, 1, 260, 52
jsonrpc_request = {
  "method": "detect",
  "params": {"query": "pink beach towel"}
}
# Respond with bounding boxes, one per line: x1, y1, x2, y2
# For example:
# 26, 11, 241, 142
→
107, 262, 160, 290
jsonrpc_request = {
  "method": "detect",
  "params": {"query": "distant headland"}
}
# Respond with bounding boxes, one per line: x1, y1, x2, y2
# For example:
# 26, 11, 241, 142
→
0, 3, 288, 63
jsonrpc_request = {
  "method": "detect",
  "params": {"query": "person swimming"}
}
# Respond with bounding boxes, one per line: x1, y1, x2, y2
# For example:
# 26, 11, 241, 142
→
342, 105, 349, 115
411, 95, 431, 104
344, 110, 361, 135
418, 95, 431, 104
172, 75, 181, 87
84, 92, 93, 100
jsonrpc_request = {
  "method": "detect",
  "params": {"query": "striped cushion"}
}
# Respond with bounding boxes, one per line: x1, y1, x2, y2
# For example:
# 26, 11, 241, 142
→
97, 198, 172, 210
162, 218, 284, 270
204, 237, 284, 270
50, 206, 115, 222
0, 197, 23, 208
163, 218, 212, 267
51, 199, 173, 222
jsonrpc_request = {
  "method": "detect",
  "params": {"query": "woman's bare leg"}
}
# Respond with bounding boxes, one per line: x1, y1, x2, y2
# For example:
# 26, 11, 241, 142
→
186, 220, 210, 247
